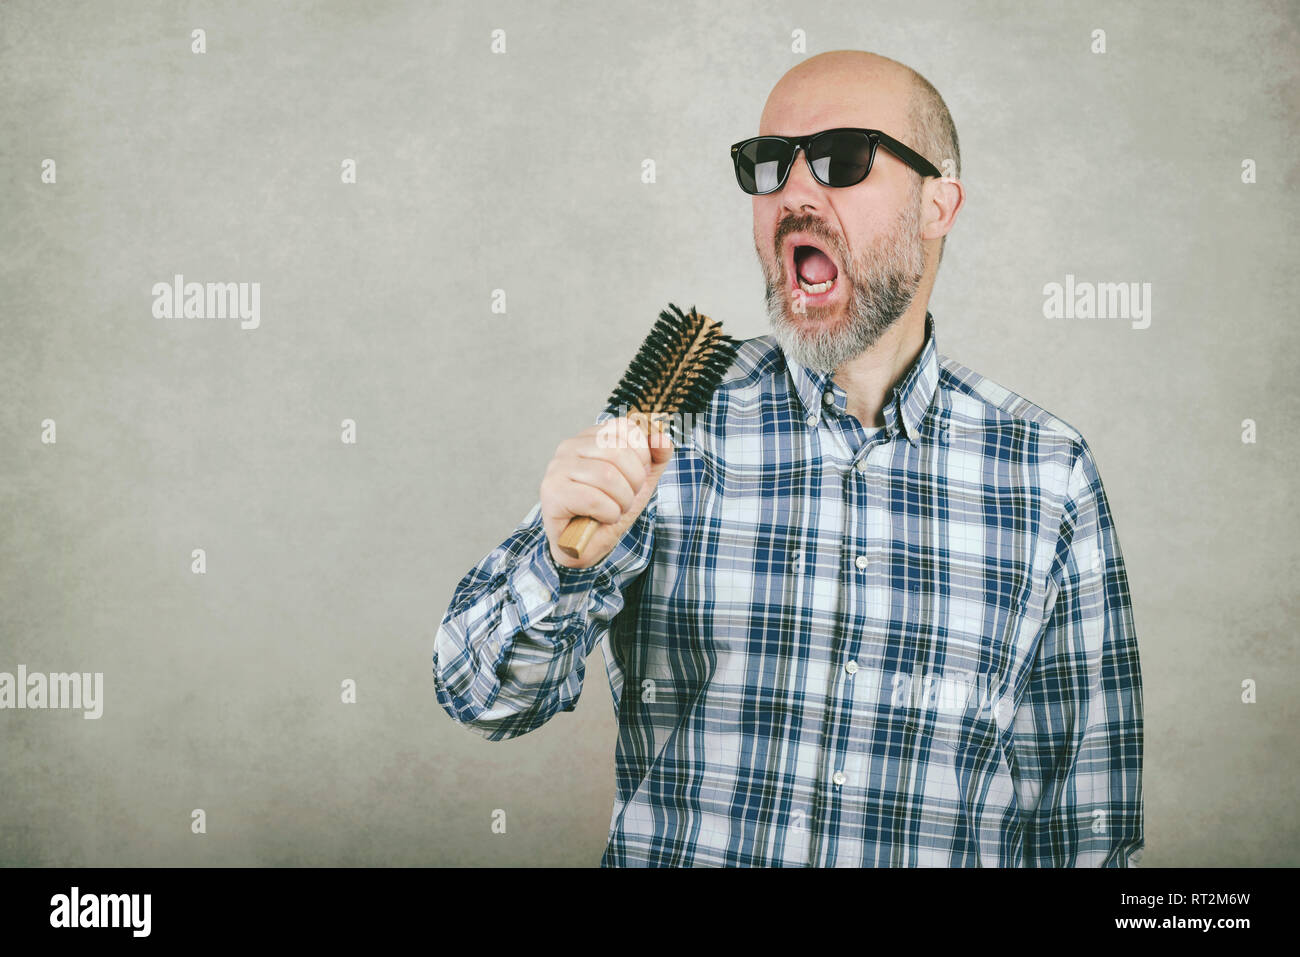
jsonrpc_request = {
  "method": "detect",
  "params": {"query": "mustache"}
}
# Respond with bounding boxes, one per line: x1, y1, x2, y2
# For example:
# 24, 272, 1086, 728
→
773, 215, 843, 258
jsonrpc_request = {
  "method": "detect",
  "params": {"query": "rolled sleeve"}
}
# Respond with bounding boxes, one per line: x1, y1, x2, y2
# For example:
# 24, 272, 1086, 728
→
507, 535, 604, 628
433, 494, 658, 741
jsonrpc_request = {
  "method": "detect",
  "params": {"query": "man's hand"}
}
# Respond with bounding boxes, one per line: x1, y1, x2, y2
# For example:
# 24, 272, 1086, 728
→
539, 415, 674, 570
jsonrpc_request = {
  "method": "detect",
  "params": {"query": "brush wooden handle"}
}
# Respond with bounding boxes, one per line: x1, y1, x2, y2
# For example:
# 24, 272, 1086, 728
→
556, 515, 602, 560
556, 413, 662, 561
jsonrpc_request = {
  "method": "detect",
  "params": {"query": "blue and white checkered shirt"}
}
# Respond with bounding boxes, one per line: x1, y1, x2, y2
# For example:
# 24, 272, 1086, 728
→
433, 311, 1144, 867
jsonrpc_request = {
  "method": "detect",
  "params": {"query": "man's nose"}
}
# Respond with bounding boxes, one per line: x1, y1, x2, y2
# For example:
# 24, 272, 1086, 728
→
779, 146, 824, 213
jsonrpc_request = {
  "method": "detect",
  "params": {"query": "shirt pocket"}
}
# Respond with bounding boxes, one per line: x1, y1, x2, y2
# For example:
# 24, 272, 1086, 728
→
901, 698, 999, 757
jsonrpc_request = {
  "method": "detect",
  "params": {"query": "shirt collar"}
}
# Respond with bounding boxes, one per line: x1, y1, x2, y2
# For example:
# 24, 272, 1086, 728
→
781, 310, 940, 448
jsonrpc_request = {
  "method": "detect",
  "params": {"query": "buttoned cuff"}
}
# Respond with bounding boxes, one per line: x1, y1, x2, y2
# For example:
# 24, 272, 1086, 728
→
506, 535, 604, 628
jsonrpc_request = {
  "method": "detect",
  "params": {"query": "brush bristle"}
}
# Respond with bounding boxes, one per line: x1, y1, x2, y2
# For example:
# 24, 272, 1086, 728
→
604, 304, 740, 428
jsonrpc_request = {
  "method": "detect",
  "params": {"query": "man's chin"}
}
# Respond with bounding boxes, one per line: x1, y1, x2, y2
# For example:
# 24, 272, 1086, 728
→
770, 316, 839, 370
776, 302, 847, 337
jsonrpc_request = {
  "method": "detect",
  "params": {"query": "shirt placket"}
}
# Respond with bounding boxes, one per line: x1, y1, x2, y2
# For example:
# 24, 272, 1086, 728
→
800, 403, 875, 866
827, 410, 903, 865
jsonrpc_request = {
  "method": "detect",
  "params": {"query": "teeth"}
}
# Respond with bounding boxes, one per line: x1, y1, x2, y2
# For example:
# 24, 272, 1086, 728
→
797, 276, 835, 295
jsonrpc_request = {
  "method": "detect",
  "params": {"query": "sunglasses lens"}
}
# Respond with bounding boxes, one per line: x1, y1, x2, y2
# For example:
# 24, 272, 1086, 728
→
807, 131, 873, 187
736, 139, 791, 194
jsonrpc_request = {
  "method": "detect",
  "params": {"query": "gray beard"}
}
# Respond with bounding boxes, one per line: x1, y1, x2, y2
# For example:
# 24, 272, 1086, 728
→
763, 185, 924, 375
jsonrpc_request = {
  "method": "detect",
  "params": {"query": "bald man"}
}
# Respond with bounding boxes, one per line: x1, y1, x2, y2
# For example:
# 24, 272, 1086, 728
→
434, 50, 1144, 868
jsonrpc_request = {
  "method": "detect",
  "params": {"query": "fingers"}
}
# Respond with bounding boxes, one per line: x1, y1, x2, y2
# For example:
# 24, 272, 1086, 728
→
596, 416, 652, 463
583, 418, 653, 488
560, 477, 624, 524
544, 415, 673, 532
568, 455, 638, 513
584, 415, 674, 474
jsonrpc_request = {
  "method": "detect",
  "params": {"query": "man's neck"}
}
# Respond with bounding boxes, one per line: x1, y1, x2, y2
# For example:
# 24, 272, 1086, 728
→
832, 302, 928, 429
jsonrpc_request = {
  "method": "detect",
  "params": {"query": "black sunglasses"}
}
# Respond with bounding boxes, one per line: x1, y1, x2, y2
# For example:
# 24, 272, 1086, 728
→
730, 127, 941, 195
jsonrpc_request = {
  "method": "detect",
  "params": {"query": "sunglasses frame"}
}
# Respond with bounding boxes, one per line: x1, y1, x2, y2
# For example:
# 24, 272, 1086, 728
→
730, 127, 943, 195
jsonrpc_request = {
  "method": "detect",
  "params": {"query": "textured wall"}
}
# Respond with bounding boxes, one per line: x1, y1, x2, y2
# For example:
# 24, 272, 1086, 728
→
0, 0, 1296, 866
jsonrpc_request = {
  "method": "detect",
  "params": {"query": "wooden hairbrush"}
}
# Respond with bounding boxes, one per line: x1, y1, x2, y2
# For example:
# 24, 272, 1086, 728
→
556, 302, 740, 560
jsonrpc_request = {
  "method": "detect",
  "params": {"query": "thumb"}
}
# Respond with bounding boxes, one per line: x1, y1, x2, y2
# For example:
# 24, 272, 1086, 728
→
647, 422, 674, 466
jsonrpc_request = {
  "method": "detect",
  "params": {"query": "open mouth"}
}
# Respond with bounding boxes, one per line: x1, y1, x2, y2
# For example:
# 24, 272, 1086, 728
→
788, 237, 841, 299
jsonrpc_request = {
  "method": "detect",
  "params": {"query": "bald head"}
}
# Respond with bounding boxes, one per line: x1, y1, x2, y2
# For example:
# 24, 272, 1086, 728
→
761, 50, 959, 180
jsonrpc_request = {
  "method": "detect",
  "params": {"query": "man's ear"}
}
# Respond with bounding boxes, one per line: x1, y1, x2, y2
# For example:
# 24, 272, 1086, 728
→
922, 177, 965, 241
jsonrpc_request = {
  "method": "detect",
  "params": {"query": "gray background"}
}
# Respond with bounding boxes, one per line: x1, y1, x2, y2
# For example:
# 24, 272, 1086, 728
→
1, 0, 1296, 866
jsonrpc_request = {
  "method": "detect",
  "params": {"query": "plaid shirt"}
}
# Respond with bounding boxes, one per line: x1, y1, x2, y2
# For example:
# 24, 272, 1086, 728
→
433, 311, 1144, 867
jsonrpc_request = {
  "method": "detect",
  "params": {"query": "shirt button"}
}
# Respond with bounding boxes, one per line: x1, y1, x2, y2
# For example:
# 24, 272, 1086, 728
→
855, 460, 868, 474
806, 414, 817, 427
823, 391, 835, 406
845, 661, 859, 675
832, 770, 846, 787
854, 555, 868, 570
